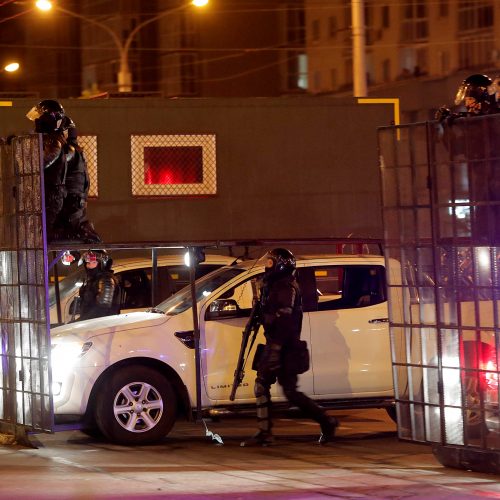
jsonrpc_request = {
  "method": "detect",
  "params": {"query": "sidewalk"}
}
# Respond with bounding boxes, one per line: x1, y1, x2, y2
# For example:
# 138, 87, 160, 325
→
0, 409, 498, 499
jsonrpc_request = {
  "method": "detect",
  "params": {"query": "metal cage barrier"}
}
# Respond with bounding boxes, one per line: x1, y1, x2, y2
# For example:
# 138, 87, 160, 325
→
0, 135, 52, 441
0, 130, 387, 445
379, 114, 500, 472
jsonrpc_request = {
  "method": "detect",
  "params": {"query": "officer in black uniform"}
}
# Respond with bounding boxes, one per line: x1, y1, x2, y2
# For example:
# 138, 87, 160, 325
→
26, 99, 101, 243
56, 116, 101, 242
78, 250, 121, 321
241, 248, 338, 447
436, 74, 500, 245
436, 73, 498, 121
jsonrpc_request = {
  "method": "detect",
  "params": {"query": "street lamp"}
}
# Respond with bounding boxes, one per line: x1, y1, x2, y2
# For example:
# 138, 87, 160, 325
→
36, 0, 209, 93
3, 62, 20, 73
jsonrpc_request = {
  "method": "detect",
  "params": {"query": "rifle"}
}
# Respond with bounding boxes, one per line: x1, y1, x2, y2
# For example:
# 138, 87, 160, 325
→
229, 298, 261, 401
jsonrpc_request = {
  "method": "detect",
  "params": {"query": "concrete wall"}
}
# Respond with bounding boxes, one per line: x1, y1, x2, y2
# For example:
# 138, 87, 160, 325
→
0, 97, 393, 243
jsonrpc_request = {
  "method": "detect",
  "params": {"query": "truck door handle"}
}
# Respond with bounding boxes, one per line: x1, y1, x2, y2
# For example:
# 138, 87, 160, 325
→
368, 318, 389, 324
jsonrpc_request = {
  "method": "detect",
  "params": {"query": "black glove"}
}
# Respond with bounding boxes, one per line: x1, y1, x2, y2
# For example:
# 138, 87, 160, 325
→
261, 343, 282, 373
435, 106, 451, 122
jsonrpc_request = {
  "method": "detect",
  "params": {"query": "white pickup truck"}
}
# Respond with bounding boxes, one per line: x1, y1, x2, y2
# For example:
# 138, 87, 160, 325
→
49, 254, 236, 325
51, 254, 395, 445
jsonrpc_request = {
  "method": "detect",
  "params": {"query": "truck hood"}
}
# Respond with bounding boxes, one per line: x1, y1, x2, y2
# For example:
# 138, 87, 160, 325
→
51, 312, 170, 342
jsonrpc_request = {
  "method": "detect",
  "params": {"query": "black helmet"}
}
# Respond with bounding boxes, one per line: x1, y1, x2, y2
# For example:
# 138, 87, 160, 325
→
26, 99, 65, 133
454, 74, 493, 112
262, 248, 296, 276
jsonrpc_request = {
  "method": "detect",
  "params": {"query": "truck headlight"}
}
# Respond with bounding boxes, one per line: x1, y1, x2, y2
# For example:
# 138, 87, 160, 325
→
51, 341, 92, 372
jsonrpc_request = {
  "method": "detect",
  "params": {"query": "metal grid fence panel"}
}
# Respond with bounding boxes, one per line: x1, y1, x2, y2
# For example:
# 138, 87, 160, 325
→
0, 135, 52, 433
379, 116, 500, 451
78, 135, 98, 198
131, 134, 216, 197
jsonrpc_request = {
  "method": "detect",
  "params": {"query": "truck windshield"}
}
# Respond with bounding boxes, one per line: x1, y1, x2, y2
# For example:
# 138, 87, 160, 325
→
156, 267, 245, 316
48, 268, 86, 308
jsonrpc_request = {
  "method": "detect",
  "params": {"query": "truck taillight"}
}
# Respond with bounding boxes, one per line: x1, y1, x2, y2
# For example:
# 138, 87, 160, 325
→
485, 360, 499, 389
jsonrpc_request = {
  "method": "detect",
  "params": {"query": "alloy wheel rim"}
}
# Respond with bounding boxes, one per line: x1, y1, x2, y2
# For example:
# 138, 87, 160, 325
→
113, 381, 164, 433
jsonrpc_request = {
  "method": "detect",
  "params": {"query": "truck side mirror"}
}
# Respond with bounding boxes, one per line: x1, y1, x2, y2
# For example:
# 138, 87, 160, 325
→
206, 299, 240, 320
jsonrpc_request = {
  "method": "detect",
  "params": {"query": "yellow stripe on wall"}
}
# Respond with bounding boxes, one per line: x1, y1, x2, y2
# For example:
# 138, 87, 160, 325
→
357, 98, 400, 139
357, 98, 400, 126
0, 101, 13, 107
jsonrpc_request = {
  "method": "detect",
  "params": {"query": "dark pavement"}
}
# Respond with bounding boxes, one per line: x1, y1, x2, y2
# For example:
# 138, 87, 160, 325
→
0, 409, 498, 499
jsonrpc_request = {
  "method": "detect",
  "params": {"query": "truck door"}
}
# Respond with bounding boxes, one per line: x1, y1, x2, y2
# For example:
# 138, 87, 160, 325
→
202, 272, 313, 402
301, 265, 393, 397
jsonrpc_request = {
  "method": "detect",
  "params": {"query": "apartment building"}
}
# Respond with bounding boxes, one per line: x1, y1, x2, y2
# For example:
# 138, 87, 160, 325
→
79, 0, 306, 97
1, 0, 306, 98
305, 0, 500, 119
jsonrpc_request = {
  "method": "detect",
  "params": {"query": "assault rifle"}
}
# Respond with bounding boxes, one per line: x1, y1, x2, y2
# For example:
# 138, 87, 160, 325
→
229, 298, 262, 401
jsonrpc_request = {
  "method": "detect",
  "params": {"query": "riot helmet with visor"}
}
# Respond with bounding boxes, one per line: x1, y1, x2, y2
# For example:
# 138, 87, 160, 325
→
259, 248, 296, 278
26, 99, 66, 133
454, 74, 493, 114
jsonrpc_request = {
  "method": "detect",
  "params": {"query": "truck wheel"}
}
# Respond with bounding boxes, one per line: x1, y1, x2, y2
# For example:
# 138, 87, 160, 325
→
462, 371, 485, 439
422, 342, 489, 441
95, 365, 177, 445
460, 341, 491, 440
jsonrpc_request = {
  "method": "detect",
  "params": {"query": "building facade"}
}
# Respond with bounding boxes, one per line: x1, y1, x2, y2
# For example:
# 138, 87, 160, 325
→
1, 0, 305, 99
79, 0, 306, 98
305, 0, 500, 120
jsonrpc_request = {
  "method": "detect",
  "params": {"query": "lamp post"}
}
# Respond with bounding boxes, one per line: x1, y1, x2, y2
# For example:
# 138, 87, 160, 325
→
36, 0, 209, 93
1, 62, 20, 74
351, 0, 367, 97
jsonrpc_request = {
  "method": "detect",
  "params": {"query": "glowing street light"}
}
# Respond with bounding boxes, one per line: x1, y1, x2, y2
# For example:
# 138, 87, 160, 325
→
3, 62, 20, 73
35, 0, 52, 11
35, 0, 209, 92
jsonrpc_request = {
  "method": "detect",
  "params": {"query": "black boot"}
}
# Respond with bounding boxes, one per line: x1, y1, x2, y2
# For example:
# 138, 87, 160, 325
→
240, 430, 275, 447
47, 229, 61, 243
318, 416, 338, 444
69, 220, 102, 244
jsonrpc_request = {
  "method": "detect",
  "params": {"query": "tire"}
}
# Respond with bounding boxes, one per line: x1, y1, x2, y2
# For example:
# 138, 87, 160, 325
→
460, 341, 491, 440
95, 365, 177, 445
461, 371, 486, 439
423, 342, 489, 440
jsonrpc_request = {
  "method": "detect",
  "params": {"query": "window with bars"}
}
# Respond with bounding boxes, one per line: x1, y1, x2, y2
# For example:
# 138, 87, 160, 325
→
131, 134, 216, 197
78, 135, 98, 198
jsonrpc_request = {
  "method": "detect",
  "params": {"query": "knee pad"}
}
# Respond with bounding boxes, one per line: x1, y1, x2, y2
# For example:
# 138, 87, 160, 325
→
254, 378, 268, 400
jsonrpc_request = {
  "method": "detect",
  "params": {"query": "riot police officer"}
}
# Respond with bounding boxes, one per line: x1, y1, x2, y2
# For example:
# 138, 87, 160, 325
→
26, 99, 101, 243
434, 74, 500, 244
78, 250, 121, 321
57, 116, 101, 242
241, 248, 338, 447
435, 73, 498, 121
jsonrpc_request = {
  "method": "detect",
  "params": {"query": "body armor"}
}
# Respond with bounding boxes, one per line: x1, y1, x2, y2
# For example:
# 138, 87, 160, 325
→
243, 249, 336, 446
79, 269, 121, 321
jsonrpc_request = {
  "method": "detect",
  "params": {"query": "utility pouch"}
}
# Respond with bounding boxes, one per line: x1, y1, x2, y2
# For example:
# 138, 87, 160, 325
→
252, 343, 265, 371
291, 340, 310, 375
